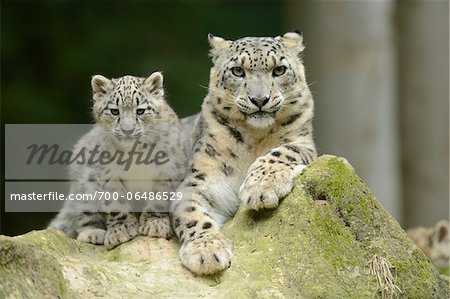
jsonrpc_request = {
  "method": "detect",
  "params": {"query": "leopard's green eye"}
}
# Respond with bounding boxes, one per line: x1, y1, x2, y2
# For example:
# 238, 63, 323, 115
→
273, 66, 287, 77
136, 109, 145, 115
110, 109, 120, 115
231, 67, 245, 78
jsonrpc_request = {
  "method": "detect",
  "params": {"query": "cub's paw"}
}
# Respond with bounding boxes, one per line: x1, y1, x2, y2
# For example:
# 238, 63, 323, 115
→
139, 213, 173, 239
77, 228, 106, 245
179, 231, 232, 275
240, 163, 307, 211
104, 218, 138, 249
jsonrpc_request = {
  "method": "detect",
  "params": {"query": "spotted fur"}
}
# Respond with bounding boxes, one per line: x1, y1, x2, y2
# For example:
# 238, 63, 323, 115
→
172, 32, 317, 275
49, 72, 187, 249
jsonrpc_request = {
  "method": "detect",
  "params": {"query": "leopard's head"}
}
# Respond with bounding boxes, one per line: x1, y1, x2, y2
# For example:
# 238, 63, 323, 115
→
207, 31, 310, 129
91, 72, 166, 141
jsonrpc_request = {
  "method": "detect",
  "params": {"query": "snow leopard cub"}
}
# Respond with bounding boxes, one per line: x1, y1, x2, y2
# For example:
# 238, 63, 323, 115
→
49, 72, 187, 249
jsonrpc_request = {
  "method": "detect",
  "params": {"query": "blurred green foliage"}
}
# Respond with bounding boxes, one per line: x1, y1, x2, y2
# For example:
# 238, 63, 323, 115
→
2, 1, 282, 122
1, 1, 282, 235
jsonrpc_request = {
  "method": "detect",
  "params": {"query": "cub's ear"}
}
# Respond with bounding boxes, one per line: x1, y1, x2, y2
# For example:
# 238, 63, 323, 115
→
279, 30, 305, 54
91, 75, 113, 95
208, 34, 231, 62
144, 72, 164, 96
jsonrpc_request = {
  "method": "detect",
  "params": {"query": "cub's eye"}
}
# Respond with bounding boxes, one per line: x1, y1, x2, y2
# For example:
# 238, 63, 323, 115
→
273, 66, 287, 77
110, 109, 120, 115
231, 67, 245, 77
136, 109, 145, 115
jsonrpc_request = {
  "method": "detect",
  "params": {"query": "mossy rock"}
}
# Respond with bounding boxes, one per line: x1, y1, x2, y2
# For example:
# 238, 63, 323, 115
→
1, 155, 448, 298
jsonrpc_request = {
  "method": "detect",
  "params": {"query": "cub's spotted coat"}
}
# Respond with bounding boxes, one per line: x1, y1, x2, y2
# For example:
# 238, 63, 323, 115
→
50, 73, 187, 249
173, 32, 317, 274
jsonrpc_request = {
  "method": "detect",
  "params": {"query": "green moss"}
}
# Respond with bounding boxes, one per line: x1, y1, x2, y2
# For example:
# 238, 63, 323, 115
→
222, 155, 449, 298
104, 248, 124, 262
440, 266, 450, 276
0, 234, 69, 298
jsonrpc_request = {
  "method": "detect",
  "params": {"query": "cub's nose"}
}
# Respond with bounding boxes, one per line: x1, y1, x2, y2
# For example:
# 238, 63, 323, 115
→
249, 97, 269, 109
122, 128, 134, 136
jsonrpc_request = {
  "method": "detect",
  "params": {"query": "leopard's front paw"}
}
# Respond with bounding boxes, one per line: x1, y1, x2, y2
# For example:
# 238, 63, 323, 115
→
240, 182, 279, 211
179, 231, 232, 275
104, 217, 138, 249
139, 213, 172, 239
77, 228, 106, 245
240, 163, 307, 211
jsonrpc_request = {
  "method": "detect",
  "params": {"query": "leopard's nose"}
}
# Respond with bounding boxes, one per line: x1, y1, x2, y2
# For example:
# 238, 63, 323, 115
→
249, 97, 269, 109
122, 128, 134, 136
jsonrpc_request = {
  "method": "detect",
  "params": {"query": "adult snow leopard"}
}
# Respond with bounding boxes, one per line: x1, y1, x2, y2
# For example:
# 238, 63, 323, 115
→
173, 31, 317, 274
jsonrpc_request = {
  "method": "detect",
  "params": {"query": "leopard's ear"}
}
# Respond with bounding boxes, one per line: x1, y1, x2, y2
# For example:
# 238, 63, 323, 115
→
208, 33, 231, 50
434, 220, 449, 243
144, 71, 164, 96
279, 30, 305, 54
208, 34, 231, 62
91, 75, 113, 96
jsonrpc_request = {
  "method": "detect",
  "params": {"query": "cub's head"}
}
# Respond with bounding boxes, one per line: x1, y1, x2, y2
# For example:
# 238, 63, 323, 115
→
207, 31, 310, 128
91, 72, 166, 140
